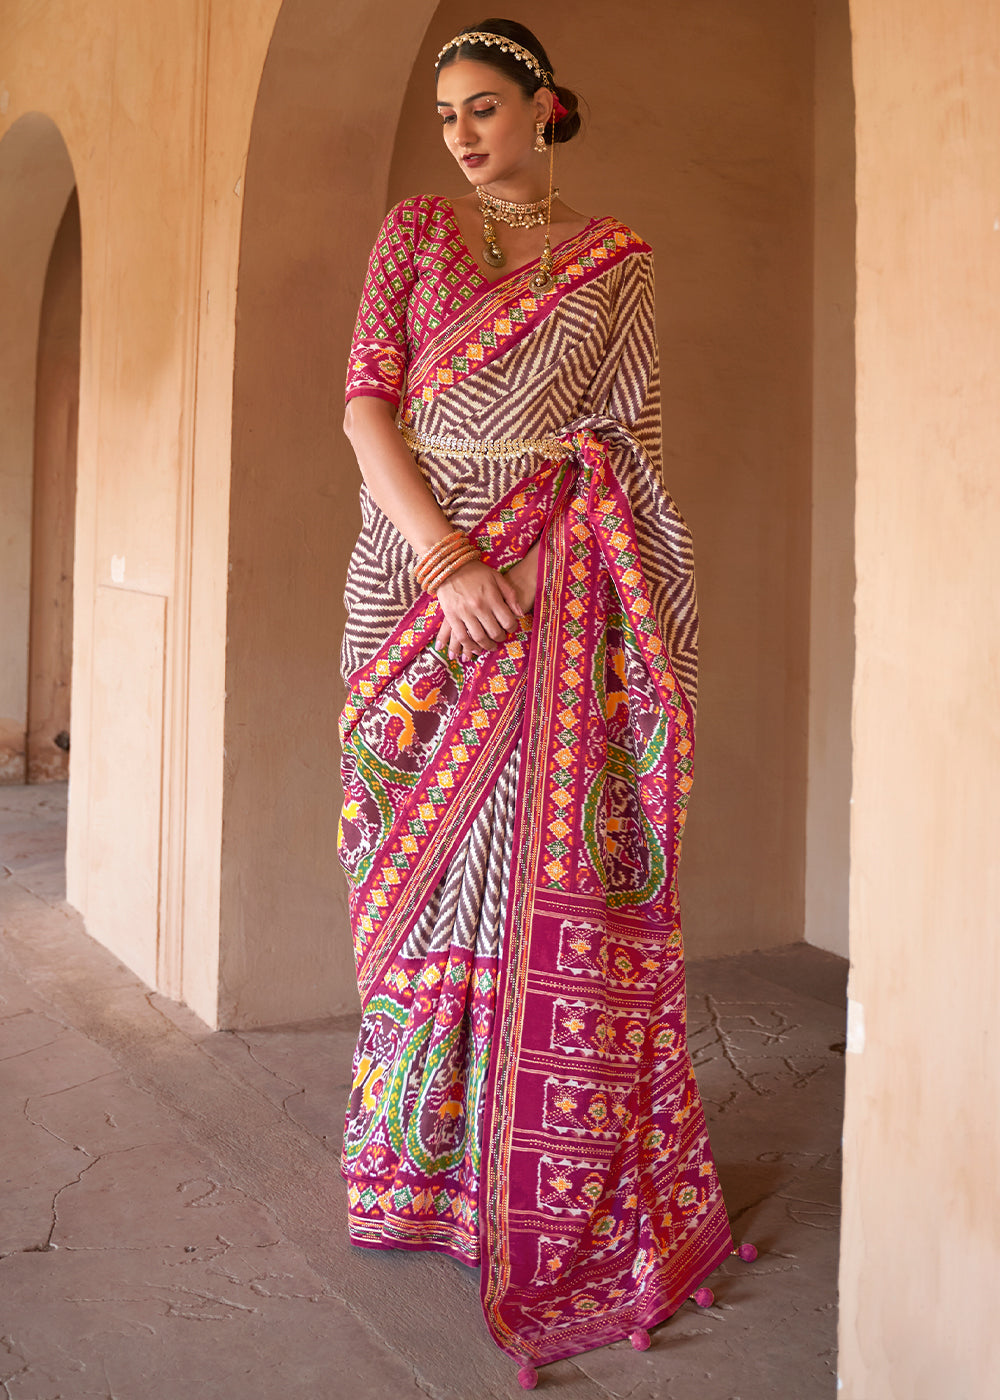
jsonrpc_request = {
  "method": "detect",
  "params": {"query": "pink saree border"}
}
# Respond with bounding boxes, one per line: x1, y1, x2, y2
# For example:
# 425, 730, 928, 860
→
479, 434, 733, 1366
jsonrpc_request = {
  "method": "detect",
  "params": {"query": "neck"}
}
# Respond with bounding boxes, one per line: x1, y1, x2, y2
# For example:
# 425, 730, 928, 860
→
479, 175, 551, 205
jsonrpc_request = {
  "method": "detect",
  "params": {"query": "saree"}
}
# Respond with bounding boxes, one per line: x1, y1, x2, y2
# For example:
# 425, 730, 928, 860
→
338, 196, 734, 1368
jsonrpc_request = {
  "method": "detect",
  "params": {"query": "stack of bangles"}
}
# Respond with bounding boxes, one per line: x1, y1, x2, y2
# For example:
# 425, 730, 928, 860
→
414, 529, 481, 594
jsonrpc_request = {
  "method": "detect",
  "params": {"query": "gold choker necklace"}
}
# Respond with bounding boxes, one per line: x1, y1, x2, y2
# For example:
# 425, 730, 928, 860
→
478, 187, 559, 269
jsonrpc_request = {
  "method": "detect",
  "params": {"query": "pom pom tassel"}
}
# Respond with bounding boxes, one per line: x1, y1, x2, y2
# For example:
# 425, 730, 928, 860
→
691, 1287, 715, 1308
734, 1242, 759, 1262
517, 1364, 538, 1390
630, 1329, 651, 1351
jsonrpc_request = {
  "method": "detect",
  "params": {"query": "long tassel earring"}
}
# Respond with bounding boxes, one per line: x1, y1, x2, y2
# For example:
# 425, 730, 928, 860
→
530, 110, 557, 294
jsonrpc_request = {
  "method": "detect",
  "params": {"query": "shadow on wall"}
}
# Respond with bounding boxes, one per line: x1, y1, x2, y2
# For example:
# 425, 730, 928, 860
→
0, 114, 77, 786
29, 190, 80, 784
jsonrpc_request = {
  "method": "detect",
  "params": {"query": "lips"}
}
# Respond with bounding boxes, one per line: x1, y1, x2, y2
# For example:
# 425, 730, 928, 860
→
462, 154, 487, 167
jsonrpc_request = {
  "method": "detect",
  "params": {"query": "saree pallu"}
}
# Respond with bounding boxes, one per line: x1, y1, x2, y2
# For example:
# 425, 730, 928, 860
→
339, 222, 733, 1367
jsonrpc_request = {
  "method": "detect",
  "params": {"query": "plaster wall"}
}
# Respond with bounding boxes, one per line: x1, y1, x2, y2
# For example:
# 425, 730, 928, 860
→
391, 0, 816, 957
839, 2, 1000, 1394
27, 190, 80, 783
805, 0, 855, 958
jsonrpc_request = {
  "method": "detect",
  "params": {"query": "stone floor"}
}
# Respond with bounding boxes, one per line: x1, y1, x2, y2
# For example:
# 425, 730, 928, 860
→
0, 784, 847, 1399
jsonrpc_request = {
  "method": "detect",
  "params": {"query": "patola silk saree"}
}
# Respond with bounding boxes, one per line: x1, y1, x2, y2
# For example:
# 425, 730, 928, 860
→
339, 197, 734, 1368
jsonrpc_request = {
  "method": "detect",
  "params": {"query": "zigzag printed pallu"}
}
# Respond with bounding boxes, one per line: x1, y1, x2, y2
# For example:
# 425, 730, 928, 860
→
339, 196, 734, 1368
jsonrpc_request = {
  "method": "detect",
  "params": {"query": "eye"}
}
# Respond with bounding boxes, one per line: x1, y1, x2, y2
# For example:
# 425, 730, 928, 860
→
439, 112, 456, 125
472, 104, 499, 118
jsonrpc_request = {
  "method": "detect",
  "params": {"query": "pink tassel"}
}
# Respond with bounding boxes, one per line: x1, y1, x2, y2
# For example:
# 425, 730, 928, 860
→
517, 1365, 538, 1390
630, 1328, 651, 1351
692, 1287, 714, 1308
736, 1242, 758, 1262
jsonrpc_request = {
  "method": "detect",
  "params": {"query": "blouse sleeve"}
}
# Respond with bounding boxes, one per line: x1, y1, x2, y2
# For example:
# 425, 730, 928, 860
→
345, 200, 420, 410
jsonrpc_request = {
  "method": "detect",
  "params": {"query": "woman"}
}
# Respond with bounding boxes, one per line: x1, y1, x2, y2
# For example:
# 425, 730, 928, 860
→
338, 18, 752, 1385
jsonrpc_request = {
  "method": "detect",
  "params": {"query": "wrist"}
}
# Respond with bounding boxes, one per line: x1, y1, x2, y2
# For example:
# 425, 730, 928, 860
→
414, 531, 481, 594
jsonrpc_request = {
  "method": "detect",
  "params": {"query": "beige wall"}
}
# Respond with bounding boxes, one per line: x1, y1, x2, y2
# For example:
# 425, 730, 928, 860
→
28, 190, 80, 783
839, 2, 1000, 1395
393, 0, 817, 958
806, 0, 856, 958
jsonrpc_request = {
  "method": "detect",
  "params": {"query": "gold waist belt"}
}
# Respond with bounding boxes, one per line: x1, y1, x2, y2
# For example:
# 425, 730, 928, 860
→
399, 424, 571, 463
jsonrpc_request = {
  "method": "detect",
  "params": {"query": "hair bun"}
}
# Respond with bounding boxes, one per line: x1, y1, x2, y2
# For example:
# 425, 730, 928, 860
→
551, 84, 581, 144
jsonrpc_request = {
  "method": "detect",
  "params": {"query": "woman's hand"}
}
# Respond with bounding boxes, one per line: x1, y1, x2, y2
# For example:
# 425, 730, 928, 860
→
434, 544, 541, 662
504, 543, 540, 616
435, 560, 522, 661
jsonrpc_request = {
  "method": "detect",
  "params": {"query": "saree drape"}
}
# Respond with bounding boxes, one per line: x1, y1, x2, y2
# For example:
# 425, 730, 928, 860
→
339, 197, 734, 1367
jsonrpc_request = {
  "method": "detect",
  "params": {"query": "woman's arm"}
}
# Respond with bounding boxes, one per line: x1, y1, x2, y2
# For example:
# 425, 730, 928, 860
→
344, 395, 526, 661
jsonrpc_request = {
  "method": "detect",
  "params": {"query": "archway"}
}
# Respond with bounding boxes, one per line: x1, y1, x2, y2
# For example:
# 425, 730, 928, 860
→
0, 114, 78, 788
222, 0, 436, 1027
392, 0, 857, 964
27, 190, 81, 784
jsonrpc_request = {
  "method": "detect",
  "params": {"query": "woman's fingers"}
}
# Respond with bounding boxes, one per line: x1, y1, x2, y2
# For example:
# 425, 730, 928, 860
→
495, 569, 524, 617
436, 561, 533, 659
469, 612, 512, 650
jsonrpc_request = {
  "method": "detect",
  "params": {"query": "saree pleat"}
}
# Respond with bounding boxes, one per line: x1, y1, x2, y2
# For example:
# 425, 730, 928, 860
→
342, 740, 520, 1260
339, 196, 733, 1365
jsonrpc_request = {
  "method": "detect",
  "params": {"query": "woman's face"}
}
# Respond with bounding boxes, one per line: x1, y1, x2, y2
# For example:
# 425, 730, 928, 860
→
436, 58, 550, 187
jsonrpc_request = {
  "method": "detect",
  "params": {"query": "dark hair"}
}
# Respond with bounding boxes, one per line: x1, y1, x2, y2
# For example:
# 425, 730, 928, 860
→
436, 18, 582, 145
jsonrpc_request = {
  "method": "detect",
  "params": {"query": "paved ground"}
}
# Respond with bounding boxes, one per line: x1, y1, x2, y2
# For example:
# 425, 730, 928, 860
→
0, 784, 846, 1399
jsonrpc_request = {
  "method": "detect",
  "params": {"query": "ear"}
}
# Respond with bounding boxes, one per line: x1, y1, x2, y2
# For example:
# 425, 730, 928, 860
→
532, 86, 555, 124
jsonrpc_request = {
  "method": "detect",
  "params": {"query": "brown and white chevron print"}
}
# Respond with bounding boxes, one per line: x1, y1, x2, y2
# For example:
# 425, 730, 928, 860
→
341, 252, 697, 714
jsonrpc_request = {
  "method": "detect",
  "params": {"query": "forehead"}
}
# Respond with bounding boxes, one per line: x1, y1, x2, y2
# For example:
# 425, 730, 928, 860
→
435, 57, 522, 105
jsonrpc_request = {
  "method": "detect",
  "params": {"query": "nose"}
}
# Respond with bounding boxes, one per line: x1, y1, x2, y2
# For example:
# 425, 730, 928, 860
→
454, 111, 478, 147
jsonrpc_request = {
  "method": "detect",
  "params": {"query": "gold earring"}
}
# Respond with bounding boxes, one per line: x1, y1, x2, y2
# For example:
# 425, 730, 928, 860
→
534, 120, 546, 154
530, 115, 557, 294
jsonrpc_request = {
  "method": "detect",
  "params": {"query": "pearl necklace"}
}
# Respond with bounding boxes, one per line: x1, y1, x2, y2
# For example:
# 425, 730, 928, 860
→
478, 187, 559, 269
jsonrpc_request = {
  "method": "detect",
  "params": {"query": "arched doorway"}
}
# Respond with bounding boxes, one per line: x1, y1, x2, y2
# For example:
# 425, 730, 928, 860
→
28, 189, 81, 784
221, 0, 437, 1027
391, 0, 856, 964
0, 115, 79, 790
222, 0, 855, 1017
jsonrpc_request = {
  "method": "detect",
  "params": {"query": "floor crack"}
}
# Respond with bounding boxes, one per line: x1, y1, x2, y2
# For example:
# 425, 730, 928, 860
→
695, 994, 774, 1096
22, 1093, 94, 1159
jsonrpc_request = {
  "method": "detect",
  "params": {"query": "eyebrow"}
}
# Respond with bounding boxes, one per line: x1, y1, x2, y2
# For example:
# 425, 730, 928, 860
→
436, 91, 500, 108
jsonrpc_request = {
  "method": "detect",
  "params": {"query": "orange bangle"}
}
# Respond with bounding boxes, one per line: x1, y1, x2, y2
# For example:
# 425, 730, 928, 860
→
418, 535, 468, 578
423, 546, 479, 592
414, 530, 467, 587
423, 545, 481, 594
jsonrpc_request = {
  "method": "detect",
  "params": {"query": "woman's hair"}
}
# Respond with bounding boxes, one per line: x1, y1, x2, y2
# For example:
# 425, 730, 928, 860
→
435, 18, 582, 145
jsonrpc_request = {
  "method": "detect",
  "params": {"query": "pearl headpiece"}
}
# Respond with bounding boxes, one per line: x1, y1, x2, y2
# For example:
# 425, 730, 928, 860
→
436, 31, 553, 89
